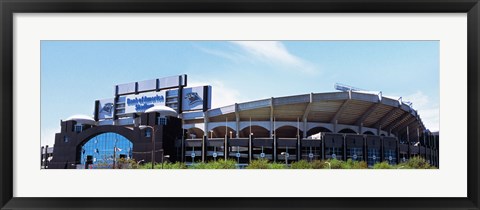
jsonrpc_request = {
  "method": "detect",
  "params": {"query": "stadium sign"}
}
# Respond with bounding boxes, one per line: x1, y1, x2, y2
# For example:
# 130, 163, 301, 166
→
122, 91, 166, 114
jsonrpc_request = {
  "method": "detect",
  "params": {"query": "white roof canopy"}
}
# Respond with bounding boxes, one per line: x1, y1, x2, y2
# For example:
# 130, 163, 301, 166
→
144, 105, 178, 117
65, 114, 96, 125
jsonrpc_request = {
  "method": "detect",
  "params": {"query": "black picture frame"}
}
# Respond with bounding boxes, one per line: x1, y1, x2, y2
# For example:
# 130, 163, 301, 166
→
1, 0, 479, 209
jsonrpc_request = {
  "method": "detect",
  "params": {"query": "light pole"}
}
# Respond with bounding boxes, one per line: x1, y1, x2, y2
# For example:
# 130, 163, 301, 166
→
139, 125, 155, 169
112, 138, 118, 169
229, 131, 233, 139
281, 152, 289, 165
210, 130, 213, 139
162, 155, 170, 169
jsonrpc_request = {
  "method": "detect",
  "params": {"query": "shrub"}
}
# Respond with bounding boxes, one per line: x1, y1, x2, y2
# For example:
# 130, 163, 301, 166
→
207, 159, 237, 169
373, 161, 394, 169
154, 162, 187, 169
343, 159, 368, 169
269, 162, 286, 169
327, 158, 345, 169
310, 160, 328, 169
138, 162, 154, 169
310, 160, 329, 169
115, 158, 140, 169
290, 160, 313, 169
188, 159, 237, 169
398, 156, 433, 169
246, 159, 270, 169
246, 159, 286, 169
188, 162, 209, 169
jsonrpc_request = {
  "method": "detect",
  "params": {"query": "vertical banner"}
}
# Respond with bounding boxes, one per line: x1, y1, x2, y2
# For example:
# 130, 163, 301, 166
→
97, 98, 114, 119
182, 86, 211, 111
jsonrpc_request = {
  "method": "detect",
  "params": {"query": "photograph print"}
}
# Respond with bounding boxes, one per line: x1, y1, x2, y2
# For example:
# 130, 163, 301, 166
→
40, 40, 439, 170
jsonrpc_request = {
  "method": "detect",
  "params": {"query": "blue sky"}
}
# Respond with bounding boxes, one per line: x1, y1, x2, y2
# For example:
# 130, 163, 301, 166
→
41, 41, 439, 146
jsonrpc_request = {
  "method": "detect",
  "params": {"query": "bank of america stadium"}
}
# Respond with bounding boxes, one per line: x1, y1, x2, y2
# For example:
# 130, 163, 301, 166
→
43, 74, 439, 169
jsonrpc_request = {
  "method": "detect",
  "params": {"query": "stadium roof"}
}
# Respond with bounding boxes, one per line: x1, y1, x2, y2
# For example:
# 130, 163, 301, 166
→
183, 91, 427, 139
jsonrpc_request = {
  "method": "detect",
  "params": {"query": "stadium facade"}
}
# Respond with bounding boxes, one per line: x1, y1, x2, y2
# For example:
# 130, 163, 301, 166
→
45, 75, 439, 169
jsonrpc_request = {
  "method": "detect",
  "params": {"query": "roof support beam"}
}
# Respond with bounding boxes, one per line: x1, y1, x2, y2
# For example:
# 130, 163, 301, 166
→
392, 117, 418, 134
302, 93, 313, 138
394, 121, 419, 139
330, 99, 351, 123
385, 112, 412, 131
355, 103, 381, 126
270, 97, 274, 136
235, 103, 240, 138
302, 93, 314, 120
374, 107, 399, 128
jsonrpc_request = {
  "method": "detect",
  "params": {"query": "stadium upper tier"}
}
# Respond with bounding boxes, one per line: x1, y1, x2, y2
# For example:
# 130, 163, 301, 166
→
182, 91, 427, 141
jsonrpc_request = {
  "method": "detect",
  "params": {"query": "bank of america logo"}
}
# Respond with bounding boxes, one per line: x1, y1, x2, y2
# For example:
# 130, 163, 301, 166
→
185, 92, 202, 106
100, 103, 113, 114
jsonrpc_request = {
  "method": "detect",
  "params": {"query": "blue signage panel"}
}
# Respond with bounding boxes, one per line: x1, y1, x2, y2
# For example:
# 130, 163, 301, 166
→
182, 86, 211, 112
97, 98, 114, 120
121, 91, 166, 114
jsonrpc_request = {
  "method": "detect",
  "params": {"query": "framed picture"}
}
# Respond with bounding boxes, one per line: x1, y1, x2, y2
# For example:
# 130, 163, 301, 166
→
1, 0, 479, 209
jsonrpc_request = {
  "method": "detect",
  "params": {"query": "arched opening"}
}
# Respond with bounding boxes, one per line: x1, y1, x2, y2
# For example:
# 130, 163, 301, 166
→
239, 125, 270, 138
210, 126, 236, 138
275, 125, 303, 138
307, 127, 332, 136
79, 132, 133, 169
187, 127, 204, 139
363, 131, 375, 135
338, 128, 357, 134
380, 134, 386, 137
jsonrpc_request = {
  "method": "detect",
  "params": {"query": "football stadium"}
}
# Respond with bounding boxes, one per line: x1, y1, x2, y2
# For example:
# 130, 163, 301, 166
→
42, 74, 439, 169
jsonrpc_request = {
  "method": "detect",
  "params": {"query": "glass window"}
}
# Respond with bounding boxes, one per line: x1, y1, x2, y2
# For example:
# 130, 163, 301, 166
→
158, 117, 167, 125
347, 147, 363, 161
384, 149, 397, 165
63, 136, 69, 143
367, 148, 380, 166
325, 147, 343, 160
145, 129, 151, 138
80, 132, 133, 169
74, 125, 83, 133
301, 146, 321, 161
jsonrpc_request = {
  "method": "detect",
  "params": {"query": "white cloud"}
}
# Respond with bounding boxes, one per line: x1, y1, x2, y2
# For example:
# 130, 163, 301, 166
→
231, 41, 298, 64
189, 80, 242, 109
231, 41, 316, 73
199, 41, 317, 74
403, 91, 439, 132
197, 46, 247, 64
41, 126, 60, 147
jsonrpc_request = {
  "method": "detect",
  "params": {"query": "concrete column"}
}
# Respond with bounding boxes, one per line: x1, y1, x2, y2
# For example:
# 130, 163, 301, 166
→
224, 135, 228, 161
235, 103, 240, 138
297, 135, 301, 161
417, 127, 420, 144
303, 118, 308, 138
201, 135, 206, 163
248, 134, 252, 163
181, 128, 185, 162
270, 101, 274, 136
406, 126, 410, 159
333, 120, 338, 133
236, 118, 240, 138
203, 111, 209, 138
273, 135, 277, 162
